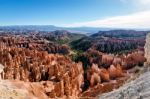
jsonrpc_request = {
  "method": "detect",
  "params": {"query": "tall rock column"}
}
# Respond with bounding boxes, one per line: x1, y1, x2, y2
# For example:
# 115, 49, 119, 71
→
145, 33, 150, 64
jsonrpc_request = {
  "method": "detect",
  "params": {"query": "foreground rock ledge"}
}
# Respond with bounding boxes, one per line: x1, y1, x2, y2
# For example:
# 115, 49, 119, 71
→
98, 68, 150, 99
0, 80, 27, 99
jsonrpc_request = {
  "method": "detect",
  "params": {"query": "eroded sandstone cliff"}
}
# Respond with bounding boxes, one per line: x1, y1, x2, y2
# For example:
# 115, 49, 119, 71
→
97, 33, 150, 99
0, 33, 147, 99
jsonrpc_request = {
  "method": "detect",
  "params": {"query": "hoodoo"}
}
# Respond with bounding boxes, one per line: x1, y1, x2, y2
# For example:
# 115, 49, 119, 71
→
145, 33, 150, 64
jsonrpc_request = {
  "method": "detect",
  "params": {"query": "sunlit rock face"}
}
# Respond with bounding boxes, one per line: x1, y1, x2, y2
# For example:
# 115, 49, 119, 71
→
145, 33, 150, 64
0, 43, 84, 98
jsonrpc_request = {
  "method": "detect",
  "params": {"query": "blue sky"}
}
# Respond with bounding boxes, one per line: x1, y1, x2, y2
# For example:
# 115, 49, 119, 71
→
0, 0, 150, 28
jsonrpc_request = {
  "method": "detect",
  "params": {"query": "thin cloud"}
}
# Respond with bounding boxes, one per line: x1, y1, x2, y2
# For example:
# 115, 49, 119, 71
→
66, 10, 150, 29
120, 0, 150, 8
120, 0, 150, 4
134, 0, 150, 5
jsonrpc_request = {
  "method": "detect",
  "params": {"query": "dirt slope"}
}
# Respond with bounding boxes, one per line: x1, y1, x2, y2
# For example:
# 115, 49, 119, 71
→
0, 80, 27, 99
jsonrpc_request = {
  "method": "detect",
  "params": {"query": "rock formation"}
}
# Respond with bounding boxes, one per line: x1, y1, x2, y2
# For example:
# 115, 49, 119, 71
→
0, 43, 84, 98
0, 64, 4, 79
0, 32, 147, 99
145, 33, 150, 63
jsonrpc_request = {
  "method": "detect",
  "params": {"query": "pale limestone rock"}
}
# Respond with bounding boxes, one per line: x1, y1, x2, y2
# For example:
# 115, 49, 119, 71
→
145, 33, 150, 64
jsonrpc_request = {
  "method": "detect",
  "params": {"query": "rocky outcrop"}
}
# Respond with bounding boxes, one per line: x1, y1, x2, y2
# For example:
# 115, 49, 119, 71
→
97, 33, 150, 99
145, 33, 150, 64
98, 67, 150, 99
0, 33, 148, 99
0, 44, 84, 98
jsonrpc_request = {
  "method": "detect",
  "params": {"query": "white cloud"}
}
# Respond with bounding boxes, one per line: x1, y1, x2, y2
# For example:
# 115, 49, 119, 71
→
65, 0, 150, 28
120, 0, 150, 8
134, 0, 150, 5
65, 10, 150, 28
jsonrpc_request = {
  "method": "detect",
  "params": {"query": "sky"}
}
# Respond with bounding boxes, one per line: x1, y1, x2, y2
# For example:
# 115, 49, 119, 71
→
0, 0, 150, 28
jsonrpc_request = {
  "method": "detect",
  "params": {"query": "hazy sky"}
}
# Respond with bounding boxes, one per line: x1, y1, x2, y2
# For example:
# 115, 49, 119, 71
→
0, 0, 150, 28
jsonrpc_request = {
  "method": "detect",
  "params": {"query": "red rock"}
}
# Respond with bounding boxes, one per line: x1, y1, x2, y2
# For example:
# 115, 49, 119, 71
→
90, 72, 101, 87
108, 64, 124, 79
99, 68, 110, 82
108, 65, 118, 79
91, 64, 99, 73
101, 54, 114, 68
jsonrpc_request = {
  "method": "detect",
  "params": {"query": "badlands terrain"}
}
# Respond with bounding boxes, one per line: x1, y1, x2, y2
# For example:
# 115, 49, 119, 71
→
0, 29, 149, 99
